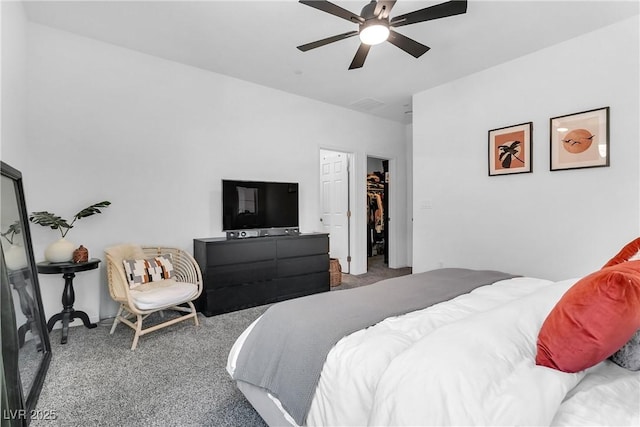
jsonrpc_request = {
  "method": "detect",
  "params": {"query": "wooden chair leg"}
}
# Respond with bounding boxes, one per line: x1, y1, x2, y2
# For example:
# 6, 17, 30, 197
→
188, 302, 199, 326
131, 314, 143, 350
110, 305, 124, 335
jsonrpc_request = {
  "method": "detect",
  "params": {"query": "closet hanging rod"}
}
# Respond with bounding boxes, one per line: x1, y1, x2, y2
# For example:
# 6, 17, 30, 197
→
367, 188, 385, 194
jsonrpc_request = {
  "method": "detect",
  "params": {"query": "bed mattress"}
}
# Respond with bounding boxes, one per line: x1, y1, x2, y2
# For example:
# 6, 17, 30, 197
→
228, 274, 640, 426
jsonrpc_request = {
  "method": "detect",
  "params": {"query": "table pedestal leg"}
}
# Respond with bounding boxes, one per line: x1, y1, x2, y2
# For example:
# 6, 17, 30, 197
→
47, 271, 97, 344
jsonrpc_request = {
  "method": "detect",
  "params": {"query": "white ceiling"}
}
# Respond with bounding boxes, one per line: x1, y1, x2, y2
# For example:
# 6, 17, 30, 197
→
23, 0, 640, 124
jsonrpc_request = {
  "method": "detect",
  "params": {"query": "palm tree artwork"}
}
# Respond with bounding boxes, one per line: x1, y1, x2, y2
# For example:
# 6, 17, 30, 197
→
489, 122, 532, 176
497, 140, 524, 168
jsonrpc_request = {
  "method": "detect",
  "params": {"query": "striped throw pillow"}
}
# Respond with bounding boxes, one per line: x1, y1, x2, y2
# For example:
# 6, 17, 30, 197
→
123, 254, 175, 289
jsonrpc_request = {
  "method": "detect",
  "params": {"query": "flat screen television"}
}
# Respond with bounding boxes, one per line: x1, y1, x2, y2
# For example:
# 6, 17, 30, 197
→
222, 179, 299, 231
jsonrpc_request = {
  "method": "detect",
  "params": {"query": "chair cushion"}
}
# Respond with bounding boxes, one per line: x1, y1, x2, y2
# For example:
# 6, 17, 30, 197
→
129, 279, 198, 310
123, 254, 175, 289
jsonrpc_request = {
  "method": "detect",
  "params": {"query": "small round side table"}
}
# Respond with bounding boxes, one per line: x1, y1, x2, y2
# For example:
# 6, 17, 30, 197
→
37, 258, 100, 344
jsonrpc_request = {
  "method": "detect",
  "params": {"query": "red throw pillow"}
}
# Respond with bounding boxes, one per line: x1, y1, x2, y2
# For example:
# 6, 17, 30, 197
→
602, 237, 640, 268
536, 261, 640, 373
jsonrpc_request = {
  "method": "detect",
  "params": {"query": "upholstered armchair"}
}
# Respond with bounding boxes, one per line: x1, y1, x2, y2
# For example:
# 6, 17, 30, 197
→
105, 244, 202, 350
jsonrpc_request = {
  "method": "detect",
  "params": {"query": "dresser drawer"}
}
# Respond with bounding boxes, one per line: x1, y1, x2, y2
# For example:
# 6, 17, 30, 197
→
276, 236, 329, 258
201, 281, 279, 315
206, 260, 276, 288
205, 239, 276, 266
274, 271, 329, 300
277, 254, 329, 277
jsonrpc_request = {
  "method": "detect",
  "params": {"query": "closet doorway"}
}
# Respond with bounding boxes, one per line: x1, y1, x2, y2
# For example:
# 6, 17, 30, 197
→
320, 149, 352, 274
367, 157, 389, 268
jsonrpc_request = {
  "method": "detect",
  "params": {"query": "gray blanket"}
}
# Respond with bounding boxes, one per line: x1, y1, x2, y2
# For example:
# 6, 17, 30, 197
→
232, 268, 517, 425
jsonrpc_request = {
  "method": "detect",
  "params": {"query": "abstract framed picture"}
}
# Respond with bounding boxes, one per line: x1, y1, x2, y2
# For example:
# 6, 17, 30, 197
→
550, 106, 609, 171
488, 122, 533, 176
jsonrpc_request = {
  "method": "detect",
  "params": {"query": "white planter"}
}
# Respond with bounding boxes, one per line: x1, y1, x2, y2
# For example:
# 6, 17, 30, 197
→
45, 238, 75, 262
4, 245, 28, 270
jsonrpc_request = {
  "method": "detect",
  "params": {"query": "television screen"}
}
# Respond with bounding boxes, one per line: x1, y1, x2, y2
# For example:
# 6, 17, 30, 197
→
222, 180, 299, 231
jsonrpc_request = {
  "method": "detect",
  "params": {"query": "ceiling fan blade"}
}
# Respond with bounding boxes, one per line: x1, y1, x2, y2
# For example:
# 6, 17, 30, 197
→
297, 30, 359, 51
299, 0, 364, 24
349, 43, 371, 70
390, 0, 467, 28
387, 30, 430, 58
374, 0, 397, 19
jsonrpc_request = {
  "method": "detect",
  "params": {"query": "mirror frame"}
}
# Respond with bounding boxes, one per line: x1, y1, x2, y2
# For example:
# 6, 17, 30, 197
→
1, 161, 51, 425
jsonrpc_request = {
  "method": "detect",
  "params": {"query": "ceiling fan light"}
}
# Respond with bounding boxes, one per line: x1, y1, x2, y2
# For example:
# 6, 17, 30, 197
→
359, 21, 390, 45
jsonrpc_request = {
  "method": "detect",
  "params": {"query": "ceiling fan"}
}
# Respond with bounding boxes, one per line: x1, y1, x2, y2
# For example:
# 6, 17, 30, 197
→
297, 0, 468, 70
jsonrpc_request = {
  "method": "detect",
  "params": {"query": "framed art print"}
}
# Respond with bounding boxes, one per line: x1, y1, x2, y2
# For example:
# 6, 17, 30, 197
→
550, 106, 609, 171
488, 122, 532, 176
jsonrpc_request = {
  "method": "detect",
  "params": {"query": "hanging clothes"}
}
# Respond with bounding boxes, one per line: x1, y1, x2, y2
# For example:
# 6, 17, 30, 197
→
374, 193, 383, 233
367, 171, 385, 257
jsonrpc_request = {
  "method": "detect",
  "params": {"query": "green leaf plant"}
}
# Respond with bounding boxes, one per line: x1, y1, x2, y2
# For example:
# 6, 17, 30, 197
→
29, 201, 111, 238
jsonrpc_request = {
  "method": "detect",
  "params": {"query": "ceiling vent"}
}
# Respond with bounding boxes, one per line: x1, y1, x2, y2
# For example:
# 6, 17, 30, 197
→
350, 97, 385, 111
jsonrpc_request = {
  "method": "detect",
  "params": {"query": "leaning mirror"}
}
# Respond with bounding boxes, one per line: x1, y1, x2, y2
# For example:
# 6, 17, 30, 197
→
1, 161, 51, 425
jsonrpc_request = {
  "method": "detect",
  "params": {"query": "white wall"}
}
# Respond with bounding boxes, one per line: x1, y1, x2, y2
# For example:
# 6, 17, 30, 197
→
3, 21, 408, 322
412, 16, 640, 281
1, 0, 31, 329
1, 1, 29, 166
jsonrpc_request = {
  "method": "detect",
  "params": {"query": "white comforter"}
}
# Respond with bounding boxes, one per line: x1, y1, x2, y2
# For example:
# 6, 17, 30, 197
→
229, 277, 640, 426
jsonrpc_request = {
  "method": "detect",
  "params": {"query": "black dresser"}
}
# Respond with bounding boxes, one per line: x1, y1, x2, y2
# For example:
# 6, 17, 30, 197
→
193, 233, 330, 316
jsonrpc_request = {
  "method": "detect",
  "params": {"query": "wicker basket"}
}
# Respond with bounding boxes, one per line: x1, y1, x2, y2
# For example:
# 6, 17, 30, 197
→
329, 258, 342, 287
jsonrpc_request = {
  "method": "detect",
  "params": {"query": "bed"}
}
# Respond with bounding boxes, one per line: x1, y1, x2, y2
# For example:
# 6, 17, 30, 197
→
227, 239, 640, 426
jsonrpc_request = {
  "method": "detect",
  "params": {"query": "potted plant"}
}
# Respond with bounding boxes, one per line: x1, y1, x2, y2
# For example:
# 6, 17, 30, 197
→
29, 201, 111, 262
1, 221, 28, 269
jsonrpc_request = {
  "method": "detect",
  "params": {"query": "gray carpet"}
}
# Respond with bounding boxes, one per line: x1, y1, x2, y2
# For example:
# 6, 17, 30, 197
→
32, 256, 410, 426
